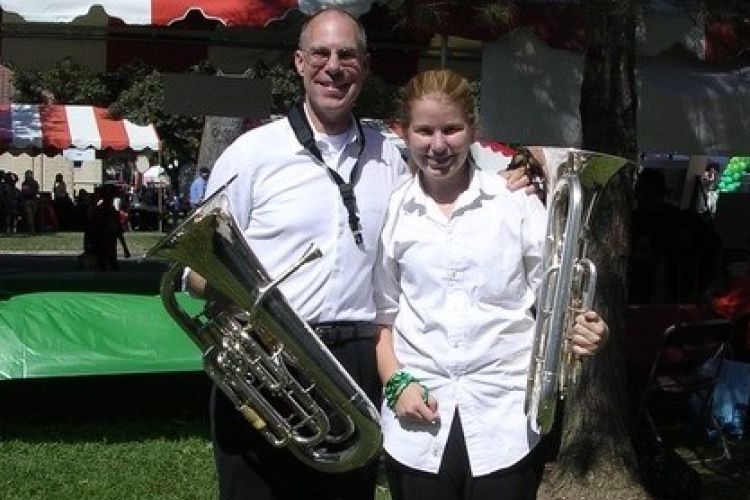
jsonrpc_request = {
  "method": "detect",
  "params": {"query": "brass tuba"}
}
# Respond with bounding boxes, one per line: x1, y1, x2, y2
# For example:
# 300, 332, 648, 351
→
146, 177, 382, 472
524, 149, 634, 435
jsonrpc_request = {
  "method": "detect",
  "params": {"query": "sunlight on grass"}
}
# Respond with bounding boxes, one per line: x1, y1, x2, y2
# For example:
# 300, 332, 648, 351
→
0, 232, 164, 255
0, 437, 217, 500
0, 375, 395, 500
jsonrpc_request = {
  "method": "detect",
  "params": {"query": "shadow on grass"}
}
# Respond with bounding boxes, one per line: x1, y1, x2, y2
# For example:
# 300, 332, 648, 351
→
0, 372, 212, 443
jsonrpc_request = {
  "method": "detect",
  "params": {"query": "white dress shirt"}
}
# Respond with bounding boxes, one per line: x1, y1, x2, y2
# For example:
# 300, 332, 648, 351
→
203, 114, 409, 323
374, 165, 547, 476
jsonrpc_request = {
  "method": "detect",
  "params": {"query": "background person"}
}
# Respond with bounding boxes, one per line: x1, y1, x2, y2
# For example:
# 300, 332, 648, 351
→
53, 172, 74, 231
87, 184, 131, 271
373, 69, 608, 500
20, 169, 39, 233
189, 166, 211, 208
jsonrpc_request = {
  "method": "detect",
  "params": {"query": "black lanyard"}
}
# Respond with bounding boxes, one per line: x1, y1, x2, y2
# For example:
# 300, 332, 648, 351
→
287, 100, 365, 246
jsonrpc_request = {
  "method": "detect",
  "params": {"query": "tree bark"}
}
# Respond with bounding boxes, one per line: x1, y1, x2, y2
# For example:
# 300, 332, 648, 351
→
196, 115, 246, 171
540, 1, 646, 498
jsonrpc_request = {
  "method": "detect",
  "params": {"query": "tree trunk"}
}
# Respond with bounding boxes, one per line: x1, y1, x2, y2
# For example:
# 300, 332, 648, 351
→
196, 115, 246, 171
540, 1, 646, 498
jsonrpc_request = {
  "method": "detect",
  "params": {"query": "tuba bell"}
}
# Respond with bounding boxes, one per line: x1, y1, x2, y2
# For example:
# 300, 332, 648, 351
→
524, 149, 634, 435
146, 176, 382, 472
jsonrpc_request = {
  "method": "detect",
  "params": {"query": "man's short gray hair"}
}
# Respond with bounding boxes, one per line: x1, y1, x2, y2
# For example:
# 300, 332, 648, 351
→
298, 8, 368, 53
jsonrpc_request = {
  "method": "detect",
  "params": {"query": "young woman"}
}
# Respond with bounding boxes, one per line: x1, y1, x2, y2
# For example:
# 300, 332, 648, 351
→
373, 69, 608, 500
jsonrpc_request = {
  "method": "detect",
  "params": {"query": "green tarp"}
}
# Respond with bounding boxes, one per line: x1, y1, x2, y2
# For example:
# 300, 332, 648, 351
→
0, 292, 203, 380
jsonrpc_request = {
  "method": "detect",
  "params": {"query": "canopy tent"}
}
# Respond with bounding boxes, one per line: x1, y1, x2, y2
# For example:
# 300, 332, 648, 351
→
0, 0, 389, 26
141, 165, 169, 185
480, 29, 750, 155
0, 103, 160, 154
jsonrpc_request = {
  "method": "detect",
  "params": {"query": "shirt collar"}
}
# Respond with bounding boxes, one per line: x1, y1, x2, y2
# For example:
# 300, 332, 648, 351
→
295, 103, 361, 155
404, 157, 506, 212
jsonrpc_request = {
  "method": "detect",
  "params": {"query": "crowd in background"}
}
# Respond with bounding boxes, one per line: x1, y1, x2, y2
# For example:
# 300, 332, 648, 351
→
0, 168, 197, 236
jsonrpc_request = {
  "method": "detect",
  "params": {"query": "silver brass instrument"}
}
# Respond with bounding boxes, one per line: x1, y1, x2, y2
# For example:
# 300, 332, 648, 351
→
524, 149, 633, 435
146, 178, 382, 472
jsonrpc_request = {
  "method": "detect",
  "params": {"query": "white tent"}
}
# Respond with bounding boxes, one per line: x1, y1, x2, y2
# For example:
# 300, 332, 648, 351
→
141, 165, 169, 186
480, 29, 750, 156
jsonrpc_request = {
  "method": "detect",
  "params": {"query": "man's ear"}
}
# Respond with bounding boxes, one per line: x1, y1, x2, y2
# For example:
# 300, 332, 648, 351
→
294, 49, 305, 76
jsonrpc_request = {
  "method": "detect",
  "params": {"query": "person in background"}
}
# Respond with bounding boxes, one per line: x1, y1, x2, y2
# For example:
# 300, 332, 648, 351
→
87, 184, 131, 270
20, 169, 40, 233
53, 172, 74, 231
189, 166, 210, 208
4, 172, 20, 233
0, 170, 6, 233
373, 69, 608, 500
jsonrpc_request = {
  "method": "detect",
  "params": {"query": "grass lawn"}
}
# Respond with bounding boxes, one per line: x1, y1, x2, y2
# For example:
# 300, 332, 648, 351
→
0, 374, 217, 500
0, 374, 392, 500
0, 231, 164, 255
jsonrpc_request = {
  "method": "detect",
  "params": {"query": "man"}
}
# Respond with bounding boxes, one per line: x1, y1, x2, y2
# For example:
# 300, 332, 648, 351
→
189, 166, 210, 208
188, 10, 406, 500
187, 8, 571, 500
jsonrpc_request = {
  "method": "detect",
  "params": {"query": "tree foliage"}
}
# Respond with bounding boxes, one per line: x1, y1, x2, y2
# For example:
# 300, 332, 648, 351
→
12, 57, 109, 105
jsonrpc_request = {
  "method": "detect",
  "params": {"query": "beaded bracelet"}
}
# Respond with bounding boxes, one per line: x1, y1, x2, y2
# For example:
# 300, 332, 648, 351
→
384, 369, 429, 410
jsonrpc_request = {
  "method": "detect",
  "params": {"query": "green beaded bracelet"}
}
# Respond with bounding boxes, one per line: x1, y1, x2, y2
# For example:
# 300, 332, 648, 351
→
384, 369, 429, 410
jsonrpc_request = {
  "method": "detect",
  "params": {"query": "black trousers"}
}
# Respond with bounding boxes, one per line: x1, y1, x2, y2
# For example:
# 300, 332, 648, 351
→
385, 412, 545, 500
211, 335, 381, 500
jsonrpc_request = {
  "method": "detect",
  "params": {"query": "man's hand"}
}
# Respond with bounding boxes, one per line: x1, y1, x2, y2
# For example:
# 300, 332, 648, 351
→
500, 147, 547, 201
501, 168, 539, 195
570, 310, 609, 356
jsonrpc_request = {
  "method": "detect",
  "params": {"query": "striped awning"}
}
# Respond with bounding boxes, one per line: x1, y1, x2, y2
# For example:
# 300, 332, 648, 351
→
0, 0, 388, 26
0, 103, 160, 153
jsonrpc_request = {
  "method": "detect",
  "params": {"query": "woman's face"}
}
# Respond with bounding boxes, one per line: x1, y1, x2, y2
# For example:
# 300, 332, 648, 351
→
406, 94, 473, 185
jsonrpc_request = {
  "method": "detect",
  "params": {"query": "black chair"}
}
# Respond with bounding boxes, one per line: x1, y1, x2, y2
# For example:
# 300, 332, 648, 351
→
635, 318, 734, 460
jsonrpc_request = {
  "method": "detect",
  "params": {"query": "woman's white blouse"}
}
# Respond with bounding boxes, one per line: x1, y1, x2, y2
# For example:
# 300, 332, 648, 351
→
374, 167, 547, 476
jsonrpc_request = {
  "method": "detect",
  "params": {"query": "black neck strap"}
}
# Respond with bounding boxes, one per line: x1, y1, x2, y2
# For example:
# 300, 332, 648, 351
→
288, 100, 365, 246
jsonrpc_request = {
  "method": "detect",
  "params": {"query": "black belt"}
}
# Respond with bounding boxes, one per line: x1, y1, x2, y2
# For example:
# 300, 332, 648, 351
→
311, 321, 376, 345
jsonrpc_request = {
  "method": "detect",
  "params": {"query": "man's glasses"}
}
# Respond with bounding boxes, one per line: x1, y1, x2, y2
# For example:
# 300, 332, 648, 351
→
302, 46, 361, 68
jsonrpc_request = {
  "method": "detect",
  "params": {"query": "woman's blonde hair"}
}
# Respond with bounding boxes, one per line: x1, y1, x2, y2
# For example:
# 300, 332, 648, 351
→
400, 69, 475, 128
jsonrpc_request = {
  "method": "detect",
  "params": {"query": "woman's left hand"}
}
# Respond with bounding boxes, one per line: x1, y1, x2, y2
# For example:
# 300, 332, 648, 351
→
570, 310, 609, 356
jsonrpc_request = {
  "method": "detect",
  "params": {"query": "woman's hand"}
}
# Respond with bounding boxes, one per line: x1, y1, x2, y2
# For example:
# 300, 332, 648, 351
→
571, 310, 609, 356
393, 382, 439, 423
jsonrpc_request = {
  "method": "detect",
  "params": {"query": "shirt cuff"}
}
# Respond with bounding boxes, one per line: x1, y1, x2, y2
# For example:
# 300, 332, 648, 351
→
374, 309, 397, 325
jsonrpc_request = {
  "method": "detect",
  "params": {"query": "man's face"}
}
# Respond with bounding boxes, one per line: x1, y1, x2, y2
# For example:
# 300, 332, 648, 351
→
294, 11, 368, 130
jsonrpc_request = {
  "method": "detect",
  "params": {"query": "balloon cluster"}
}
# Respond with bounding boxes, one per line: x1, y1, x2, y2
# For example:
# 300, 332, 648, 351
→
718, 156, 750, 192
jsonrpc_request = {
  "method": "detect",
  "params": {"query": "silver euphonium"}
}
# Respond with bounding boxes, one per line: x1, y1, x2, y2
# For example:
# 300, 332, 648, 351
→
524, 149, 633, 435
146, 177, 382, 472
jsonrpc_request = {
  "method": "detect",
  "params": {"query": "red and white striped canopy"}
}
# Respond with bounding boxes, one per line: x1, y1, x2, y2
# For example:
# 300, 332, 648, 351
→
0, 1, 386, 26
0, 104, 160, 152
